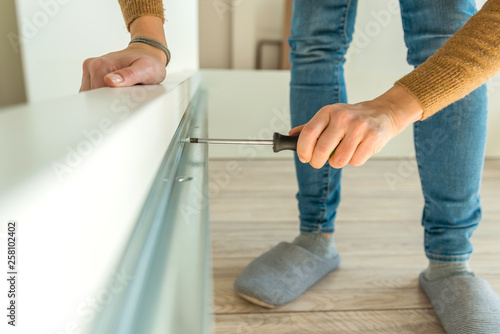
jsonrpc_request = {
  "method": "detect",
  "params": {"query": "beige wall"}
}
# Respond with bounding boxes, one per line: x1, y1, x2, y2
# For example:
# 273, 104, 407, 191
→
198, 0, 284, 69
199, 0, 232, 68
0, 0, 26, 107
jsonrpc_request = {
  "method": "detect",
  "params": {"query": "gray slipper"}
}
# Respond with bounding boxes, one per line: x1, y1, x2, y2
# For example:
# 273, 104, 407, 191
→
234, 241, 340, 308
419, 272, 500, 333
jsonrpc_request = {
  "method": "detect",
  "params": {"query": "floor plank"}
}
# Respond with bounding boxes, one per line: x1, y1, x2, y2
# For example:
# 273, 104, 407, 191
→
215, 309, 444, 334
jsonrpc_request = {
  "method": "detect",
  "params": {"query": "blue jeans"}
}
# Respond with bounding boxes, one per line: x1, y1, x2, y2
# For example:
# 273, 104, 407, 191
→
289, 0, 488, 262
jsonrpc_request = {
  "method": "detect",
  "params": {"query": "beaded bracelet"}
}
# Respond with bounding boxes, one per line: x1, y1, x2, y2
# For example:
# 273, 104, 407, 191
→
129, 37, 171, 67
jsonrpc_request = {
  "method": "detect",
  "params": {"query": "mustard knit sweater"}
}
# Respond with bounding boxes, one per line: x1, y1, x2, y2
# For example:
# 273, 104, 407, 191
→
119, 0, 500, 120
118, 0, 165, 30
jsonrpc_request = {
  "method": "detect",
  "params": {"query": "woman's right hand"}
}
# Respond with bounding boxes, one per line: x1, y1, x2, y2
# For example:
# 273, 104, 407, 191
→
290, 84, 423, 169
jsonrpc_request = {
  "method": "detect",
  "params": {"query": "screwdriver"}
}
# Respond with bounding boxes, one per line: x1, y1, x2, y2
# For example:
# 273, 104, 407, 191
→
185, 132, 299, 153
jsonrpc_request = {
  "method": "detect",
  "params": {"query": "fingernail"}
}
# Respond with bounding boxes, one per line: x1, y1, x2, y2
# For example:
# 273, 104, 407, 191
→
299, 156, 306, 163
107, 74, 123, 84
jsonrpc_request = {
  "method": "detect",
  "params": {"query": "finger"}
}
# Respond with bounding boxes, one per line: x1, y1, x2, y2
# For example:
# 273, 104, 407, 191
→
349, 133, 388, 166
104, 58, 163, 87
79, 58, 94, 92
80, 70, 91, 92
328, 115, 372, 168
347, 139, 378, 167
328, 131, 361, 169
289, 124, 305, 136
296, 109, 331, 163
90, 70, 109, 90
86, 58, 109, 90
309, 126, 345, 169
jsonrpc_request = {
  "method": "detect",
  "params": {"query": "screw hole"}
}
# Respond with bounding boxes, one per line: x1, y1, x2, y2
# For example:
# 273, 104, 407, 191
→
176, 176, 193, 183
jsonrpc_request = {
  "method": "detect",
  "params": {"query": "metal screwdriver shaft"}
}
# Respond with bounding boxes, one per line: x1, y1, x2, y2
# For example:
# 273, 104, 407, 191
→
186, 132, 338, 157
189, 138, 273, 145
185, 132, 299, 153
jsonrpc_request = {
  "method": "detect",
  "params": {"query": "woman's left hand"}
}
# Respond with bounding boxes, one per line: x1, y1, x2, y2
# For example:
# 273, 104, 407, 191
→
79, 16, 168, 92
290, 84, 423, 169
79, 43, 167, 92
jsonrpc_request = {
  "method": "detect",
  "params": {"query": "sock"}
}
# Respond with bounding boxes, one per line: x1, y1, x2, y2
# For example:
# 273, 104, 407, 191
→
292, 233, 338, 259
234, 233, 340, 308
420, 261, 500, 333
424, 260, 473, 281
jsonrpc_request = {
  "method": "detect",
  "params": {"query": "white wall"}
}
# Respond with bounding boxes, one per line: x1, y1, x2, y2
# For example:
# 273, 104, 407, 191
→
202, 70, 293, 159
15, 0, 199, 103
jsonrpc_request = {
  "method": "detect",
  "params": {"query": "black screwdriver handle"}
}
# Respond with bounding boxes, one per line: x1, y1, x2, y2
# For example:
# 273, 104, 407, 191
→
273, 132, 299, 153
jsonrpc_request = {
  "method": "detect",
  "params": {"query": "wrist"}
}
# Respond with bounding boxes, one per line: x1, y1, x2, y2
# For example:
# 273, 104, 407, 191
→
129, 37, 170, 66
375, 84, 424, 129
129, 16, 169, 66
130, 16, 167, 45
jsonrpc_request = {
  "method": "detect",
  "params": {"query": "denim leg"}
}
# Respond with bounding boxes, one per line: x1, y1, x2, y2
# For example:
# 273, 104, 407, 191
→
399, 0, 488, 261
289, 0, 358, 234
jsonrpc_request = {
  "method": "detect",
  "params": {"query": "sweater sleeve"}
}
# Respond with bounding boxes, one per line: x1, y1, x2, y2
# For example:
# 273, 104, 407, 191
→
396, 0, 500, 120
118, 0, 165, 31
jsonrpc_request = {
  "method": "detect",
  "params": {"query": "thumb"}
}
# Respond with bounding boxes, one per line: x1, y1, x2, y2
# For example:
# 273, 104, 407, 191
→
289, 124, 305, 136
104, 60, 153, 87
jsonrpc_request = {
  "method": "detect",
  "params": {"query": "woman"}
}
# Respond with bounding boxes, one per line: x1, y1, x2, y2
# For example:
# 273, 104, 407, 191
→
81, 1, 500, 332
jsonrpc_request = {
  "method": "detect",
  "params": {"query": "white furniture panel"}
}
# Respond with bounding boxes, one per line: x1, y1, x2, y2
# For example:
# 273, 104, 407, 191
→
0, 72, 200, 334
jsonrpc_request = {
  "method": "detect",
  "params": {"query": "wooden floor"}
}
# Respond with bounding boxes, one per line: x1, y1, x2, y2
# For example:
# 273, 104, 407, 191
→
209, 159, 500, 333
